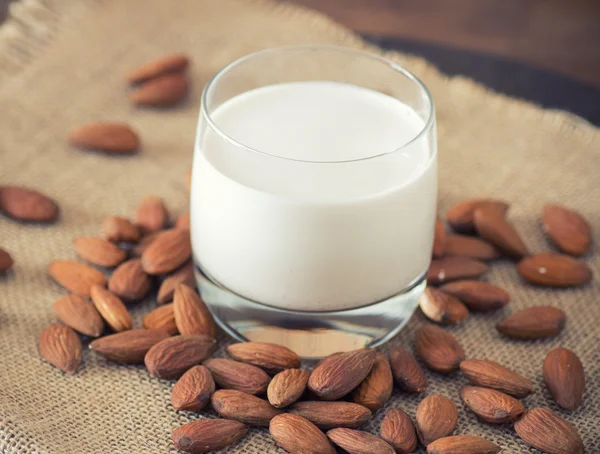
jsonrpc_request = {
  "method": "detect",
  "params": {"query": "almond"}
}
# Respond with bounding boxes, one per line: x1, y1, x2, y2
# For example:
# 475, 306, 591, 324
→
389, 347, 427, 392
48, 260, 107, 297
444, 235, 499, 260
432, 218, 446, 258
380, 408, 418, 454
446, 199, 509, 233
0, 248, 13, 272
143, 303, 178, 335
459, 359, 533, 398
68, 122, 139, 154
108, 258, 152, 302
227, 342, 301, 374
157, 260, 195, 303
135, 195, 169, 234
270, 414, 336, 454
351, 352, 393, 410
543, 204, 591, 256
103, 216, 140, 243
38, 324, 82, 374
308, 348, 377, 400
90, 285, 132, 332
415, 395, 458, 446
514, 408, 583, 454
141, 228, 191, 275
211, 389, 281, 426
172, 419, 247, 453
267, 368, 310, 408
290, 401, 371, 430
0, 186, 59, 223
203, 358, 270, 395
427, 257, 488, 285
496, 305, 566, 340
145, 334, 215, 379
53, 294, 104, 337
173, 284, 216, 337
130, 231, 160, 257
419, 287, 469, 325
473, 205, 529, 258
427, 435, 501, 454
127, 54, 189, 84
543, 347, 585, 410
89, 328, 170, 363
175, 212, 190, 230
171, 365, 215, 412
460, 386, 524, 423
130, 73, 189, 107
73, 236, 126, 268
439, 281, 509, 312
518, 253, 592, 287
327, 428, 395, 454
414, 325, 465, 373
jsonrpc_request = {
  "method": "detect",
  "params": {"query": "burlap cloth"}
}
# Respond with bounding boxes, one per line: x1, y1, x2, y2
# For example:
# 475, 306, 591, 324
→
0, 0, 598, 452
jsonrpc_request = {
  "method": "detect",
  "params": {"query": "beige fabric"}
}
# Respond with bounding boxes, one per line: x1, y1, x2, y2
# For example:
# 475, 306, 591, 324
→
0, 0, 598, 452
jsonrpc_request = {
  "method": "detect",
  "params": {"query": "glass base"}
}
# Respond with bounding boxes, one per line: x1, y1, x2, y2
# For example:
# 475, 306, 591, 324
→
194, 266, 425, 359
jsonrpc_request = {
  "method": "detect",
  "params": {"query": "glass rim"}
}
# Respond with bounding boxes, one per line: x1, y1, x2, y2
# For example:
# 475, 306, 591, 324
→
200, 45, 435, 164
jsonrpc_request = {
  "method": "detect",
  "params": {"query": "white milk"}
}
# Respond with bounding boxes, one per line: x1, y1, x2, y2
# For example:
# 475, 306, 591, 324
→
191, 81, 437, 311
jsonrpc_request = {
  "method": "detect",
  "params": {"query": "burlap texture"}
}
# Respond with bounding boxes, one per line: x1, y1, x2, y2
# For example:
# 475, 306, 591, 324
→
0, 0, 598, 452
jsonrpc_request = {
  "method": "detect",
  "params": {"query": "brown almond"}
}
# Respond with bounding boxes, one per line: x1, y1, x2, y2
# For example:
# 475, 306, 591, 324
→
419, 287, 469, 325
439, 281, 509, 312
427, 257, 487, 285
308, 348, 377, 400
53, 294, 104, 337
389, 347, 427, 392
543, 347, 585, 410
415, 395, 458, 446
171, 365, 215, 412
0, 186, 59, 223
38, 324, 82, 374
267, 368, 310, 408
48, 260, 107, 297
351, 352, 393, 410
427, 435, 501, 454
103, 216, 140, 243
172, 419, 247, 453
127, 54, 189, 84
141, 228, 191, 275
135, 195, 168, 234
514, 408, 583, 454
497, 305, 566, 340
270, 414, 336, 454
145, 334, 215, 379
227, 342, 301, 374
444, 235, 499, 260
0, 248, 13, 272
90, 285, 132, 332
459, 359, 533, 398
130, 73, 189, 107
157, 260, 195, 303
414, 325, 465, 373
203, 358, 270, 395
446, 199, 509, 233
175, 212, 190, 230
473, 205, 529, 258
543, 204, 591, 256
327, 428, 395, 454
460, 386, 524, 423
90, 328, 169, 363
143, 303, 178, 335
68, 122, 139, 154
108, 258, 152, 302
173, 284, 216, 337
73, 236, 126, 268
380, 408, 418, 454
211, 389, 281, 426
432, 218, 446, 258
518, 253, 592, 287
130, 231, 160, 257
290, 401, 371, 430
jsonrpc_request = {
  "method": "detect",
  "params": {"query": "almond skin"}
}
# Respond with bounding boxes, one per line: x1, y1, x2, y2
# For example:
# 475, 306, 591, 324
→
108, 258, 152, 302
135, 195, 169, 234
0, 185, 59, 223
414, 325, 465, 373
460, 386, 524, 423
38, 324, 82, 374
415, 395, 458, 446
389, 347, 427, 392
351, 352, 393, 410
68, 122, 139, 154
496, 305, 566, 340
518, 253, 592, 287
514, 408, 583, 454
73, 236, 127, 268
53, 294, 104, 337
127, 54, 189, 84
171, 365, 215, 412
145, 334, 215, 379
143, 303, 178, 335
175, 212, 190, 230
90, 285, 132, 332
473, 205, 529, 258
0, 248, 13, 272
270, 414, 336, 454
327, 428, 395, 454
48, 260, 107, 297
203, 358, 271, 395
543, 204, 591, 256
446, 199, 509, 233
289, 401, 371, 430
173, 284, 216, 337
227, 342, 301, 374
459, 359, 533, 398
157, 260, 195, 304
432, 218, 446, 258
172, 419, 247, 453
427, 257, 488, 285
211, 389, 281, 426
267, 368, 310, 408
141, 228, 191, 275
103, 216, 140, 243
444, 235, 499, 260
543, 347, 585, 410
130, 73, 189, 107
380, 408, 418, 454
90, 328, 170, 363
427, 435, 501, 454
439, 281, 509, 312
308, 348, 377, 400
419, 287, 469, 325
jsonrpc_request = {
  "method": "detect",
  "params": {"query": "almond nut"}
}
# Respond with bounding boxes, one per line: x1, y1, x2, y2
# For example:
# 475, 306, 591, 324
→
460, 386, 524, 423
203, 358, 270, 395
38, 324, 82, 374
427, 435, 501, 454
90, 284, 132, 332
446, 199, 509, 233
351, 352, 393, 410
130, 73, 189, 107
427, 257, 488, 285
415, 395, 458, 446
389, 346, 427, 392
145, 334, 215, 379
103, 216, 140, 243
459, 359, 533, 398
0, 248, 13, 272
157, 260, 195, 304
414, 325, 465, 373
543, 347, 585, 410
141, 228, 191, 275
439, 281, 509, 312
90, 328, 170, 363
53, 294, 104, 337
496, 305, 566, 340
135, 195, 169, 234
380, 408, 418, 454
289, 401, 371, 430
473, 205, 529, 258
514, 408, 583, 454
267, 368, 310, 408
211, 389, 281, 426
543, 204, 591, 256
48, 260, 107, 297
227, 342, 301, 374
127, 54, 189, 84
518, 253, 592, 287
74, 236, 127, 268
108, 258, 152, 302
68, 122, 139, 154
327, 428, 395, 454
419, 287, 469, 325
172, 419, 247, 453
173, 284, 216, 337
175, 212, 190, 230
0, 185, 59, 223
444, 235, 499, 261
270, 413, 336, 454
171, 365, 215, 412
143, 303, 178, 335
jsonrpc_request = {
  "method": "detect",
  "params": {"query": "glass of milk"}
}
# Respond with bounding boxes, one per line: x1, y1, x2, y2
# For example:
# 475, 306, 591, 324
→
191, 46, 436, 358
